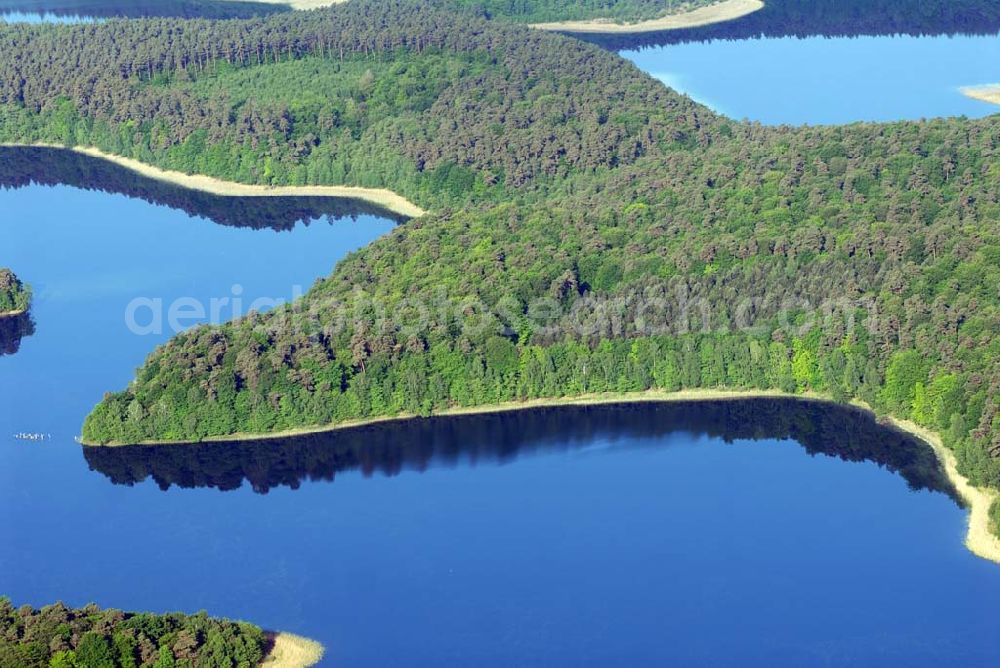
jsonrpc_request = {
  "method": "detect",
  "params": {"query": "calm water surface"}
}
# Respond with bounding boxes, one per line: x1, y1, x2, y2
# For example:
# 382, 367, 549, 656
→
1, 150, 999, 665
0, 0, 285, 21
0, 10, 92, 21
3, 4, 1000, 664
624, 32, 1000, 124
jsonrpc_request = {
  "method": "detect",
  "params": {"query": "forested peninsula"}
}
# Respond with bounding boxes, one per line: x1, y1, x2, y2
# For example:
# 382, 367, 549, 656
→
0, 599, 321, 668
0, 269, 30, 316
0, 2, 996, 540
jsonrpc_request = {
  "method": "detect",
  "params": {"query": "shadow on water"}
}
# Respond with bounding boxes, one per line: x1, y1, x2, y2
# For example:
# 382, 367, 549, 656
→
0, 0, 288, 20
576, 0, 1000, 50
84, 397, 961, 503
0, 147, 409, 229
0, 311, 34, 356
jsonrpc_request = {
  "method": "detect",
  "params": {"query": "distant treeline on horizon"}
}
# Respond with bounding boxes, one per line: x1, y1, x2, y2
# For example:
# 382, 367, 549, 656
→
0, 0, 288, 19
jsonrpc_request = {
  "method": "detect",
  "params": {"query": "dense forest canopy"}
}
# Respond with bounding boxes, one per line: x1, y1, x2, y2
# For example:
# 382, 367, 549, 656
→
0, 2, 711, 207
0, 598, 267, 668
0, 3, 996, 530
0, 268, 30, 314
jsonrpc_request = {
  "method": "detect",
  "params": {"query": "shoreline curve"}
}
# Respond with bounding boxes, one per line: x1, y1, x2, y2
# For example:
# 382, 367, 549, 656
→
0, 143, 426, 218
531, 0, 764, 34
262, 632, 324, 668
81, 387, 1000, 565
83, 389, 797, 446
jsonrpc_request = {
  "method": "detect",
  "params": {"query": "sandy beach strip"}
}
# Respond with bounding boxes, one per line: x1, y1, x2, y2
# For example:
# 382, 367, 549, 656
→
0, 143, 426, 218
960, 84, 1000, 106
531, 0, 763, 34
261, 632, 324, 668
83, 388, 798, 447
84, 387, 1000, 565
221, 0, 344, 9
888, 417, 1000, 566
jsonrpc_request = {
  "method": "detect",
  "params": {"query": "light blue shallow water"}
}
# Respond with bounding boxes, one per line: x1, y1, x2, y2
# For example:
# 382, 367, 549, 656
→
0, 181, 395, 437
624, 32, 1000, 124
0, 10, 93, 21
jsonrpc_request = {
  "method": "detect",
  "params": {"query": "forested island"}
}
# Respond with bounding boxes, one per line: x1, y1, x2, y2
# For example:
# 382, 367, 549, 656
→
0, 2, 996, 543
0, 269, 30, 316
0, 599, 291, 668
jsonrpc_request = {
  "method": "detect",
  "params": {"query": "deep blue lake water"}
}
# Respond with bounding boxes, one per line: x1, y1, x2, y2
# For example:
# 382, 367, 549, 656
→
2, 2, 1000, 664
1, 151, 999, 665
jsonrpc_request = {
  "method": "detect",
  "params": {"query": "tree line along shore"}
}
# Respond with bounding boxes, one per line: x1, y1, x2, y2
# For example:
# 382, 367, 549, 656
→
238, 0, 751, 29
82, 388, 1000, 565
0, 143, 425, 217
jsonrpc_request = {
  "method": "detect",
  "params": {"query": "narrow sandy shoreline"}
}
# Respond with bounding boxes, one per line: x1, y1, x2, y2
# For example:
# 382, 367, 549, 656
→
0, 308, 27, 318
886, 417, 1000, 565
222, 0, 344, 9
261, 632, 324, 668
960, 84, 1000, 106
0, 143, 426, 218
85, 388, 794, 446
84, 387, 1000, 565
531, 0, 763, 34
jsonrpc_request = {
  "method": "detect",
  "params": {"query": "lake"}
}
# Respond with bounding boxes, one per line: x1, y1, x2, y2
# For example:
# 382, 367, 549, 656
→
585, 0, 1000, 124
1, 149, 999, 665
622, 32, 1000, 125
2, 1, 1000, 665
